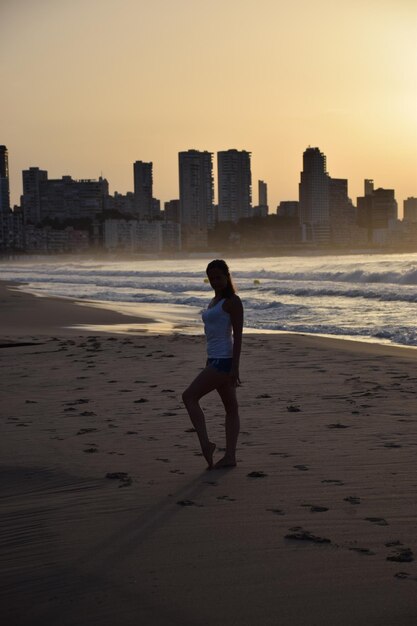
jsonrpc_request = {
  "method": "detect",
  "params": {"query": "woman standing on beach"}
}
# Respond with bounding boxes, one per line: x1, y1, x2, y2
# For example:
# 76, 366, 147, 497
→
182, 260, 243, 469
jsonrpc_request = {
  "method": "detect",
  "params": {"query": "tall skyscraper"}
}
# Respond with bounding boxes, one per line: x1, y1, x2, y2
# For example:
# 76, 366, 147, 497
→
403, 197, 417, 223
0, 145, 11, 213
22, 167, 48, 225
133, 161, 153, 219
179, 150, 213, 249
217, 150, 252, 222
299, 147, 330, 243
357, 179, 397, 240
258, 180, 268, 209
329, 178, 356, 245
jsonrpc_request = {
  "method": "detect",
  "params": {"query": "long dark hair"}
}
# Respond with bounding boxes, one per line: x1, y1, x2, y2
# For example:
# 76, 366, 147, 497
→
206, 259, 236, 298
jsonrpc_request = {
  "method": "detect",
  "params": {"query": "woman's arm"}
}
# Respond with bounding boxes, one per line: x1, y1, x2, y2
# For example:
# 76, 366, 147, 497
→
228, 295, 243, 386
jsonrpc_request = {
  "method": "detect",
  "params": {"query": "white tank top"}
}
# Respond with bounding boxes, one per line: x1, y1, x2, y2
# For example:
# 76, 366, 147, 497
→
201, 298, 233, 358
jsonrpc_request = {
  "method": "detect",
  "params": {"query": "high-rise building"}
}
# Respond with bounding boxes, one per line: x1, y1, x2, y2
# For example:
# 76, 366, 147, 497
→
277, 201, 299, 218
133, 161, 153, 219
258, 180, 268, 210
404, 197, 417, 223
0, 145, 11, 213
21, 169, 108, 225
217, 150, 252, 222
21, 167, 48, 224
329, 178, 356, 245
357, 180, 398, 241
179, 150, 213, 249
299, 147, 330, 243
164, 199, 180, 223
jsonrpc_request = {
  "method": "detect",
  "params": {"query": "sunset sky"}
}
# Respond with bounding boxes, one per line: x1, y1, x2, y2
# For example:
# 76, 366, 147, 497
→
1, 0, 416, 215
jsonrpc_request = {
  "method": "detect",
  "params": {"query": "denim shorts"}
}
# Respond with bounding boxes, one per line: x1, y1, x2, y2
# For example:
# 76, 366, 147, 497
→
206, 358, 233, 374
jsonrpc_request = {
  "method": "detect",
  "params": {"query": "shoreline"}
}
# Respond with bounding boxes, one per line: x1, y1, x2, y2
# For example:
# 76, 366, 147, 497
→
1, 247, 417, 262
1, 280, 416, 357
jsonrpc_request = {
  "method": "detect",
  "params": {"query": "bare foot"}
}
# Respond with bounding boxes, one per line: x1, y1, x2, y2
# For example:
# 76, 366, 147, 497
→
214, 455, 236, 469
203, 442, 216, 469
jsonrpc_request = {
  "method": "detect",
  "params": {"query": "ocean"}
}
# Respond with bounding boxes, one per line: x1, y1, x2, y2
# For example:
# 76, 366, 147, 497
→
1, 252, 416, 347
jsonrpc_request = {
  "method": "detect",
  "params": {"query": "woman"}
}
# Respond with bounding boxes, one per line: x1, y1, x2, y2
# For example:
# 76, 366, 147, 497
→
182, 259, 243, 469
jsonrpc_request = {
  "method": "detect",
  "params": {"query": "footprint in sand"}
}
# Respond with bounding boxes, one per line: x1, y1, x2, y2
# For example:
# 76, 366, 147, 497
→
294, 464, 309, 471
105, 472, 132, 487
386, 548, 414, 563
247, 471, 268, 478
394, 572, 412, 579
301, 504, 329, 513
326, 423, 350, 429
349, 547, 376, 556
322, 479, 344, 485
344, 496, 361, 505
270, 452, 291, 458
285, 528, 331, 544
266, 507, 286, 515
76, 428, 98, 435
364, 517, 388, 526
134, 398, 149, 403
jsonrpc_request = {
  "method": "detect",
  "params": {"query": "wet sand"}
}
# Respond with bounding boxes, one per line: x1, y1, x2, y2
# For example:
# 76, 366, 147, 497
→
1, 281, 417, 625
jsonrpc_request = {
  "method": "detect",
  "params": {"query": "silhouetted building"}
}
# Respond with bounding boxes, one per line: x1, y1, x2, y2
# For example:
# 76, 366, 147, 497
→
164, 199, 180, 223
152, 197, 161, 219
21, 169, 108, 227
0, 145, 10, 213
103, 218, 181, 253
357, 180, 397, 241
329, 178, 356, 245
217, 150, 252, 222
33, 175, 108, 223
404, 197, 417, 223
21, 167, 48, 224
277, 201, 299, 219
258, 180, 268, 209
133, 161, 153, 219
179, 150, 213, 249
299, 147, 330, 243
105, 191, 136, 216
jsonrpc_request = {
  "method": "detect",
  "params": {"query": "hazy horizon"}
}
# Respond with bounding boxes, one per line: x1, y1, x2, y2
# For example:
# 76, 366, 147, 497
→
1, 0, 416, 215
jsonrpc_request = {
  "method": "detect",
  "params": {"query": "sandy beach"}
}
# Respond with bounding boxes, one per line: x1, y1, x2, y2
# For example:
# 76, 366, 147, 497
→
1, 281, 417, 626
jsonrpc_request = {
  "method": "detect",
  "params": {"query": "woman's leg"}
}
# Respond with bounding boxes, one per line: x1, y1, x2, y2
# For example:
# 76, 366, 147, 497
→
182, 366, 227, 468
214, 382, 240, 468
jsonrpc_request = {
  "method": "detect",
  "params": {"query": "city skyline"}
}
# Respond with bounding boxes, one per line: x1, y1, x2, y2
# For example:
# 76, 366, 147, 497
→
1, 0, 416, 215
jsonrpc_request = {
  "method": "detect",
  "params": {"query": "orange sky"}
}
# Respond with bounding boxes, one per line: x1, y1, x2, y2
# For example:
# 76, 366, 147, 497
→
1, 0, 416, 216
